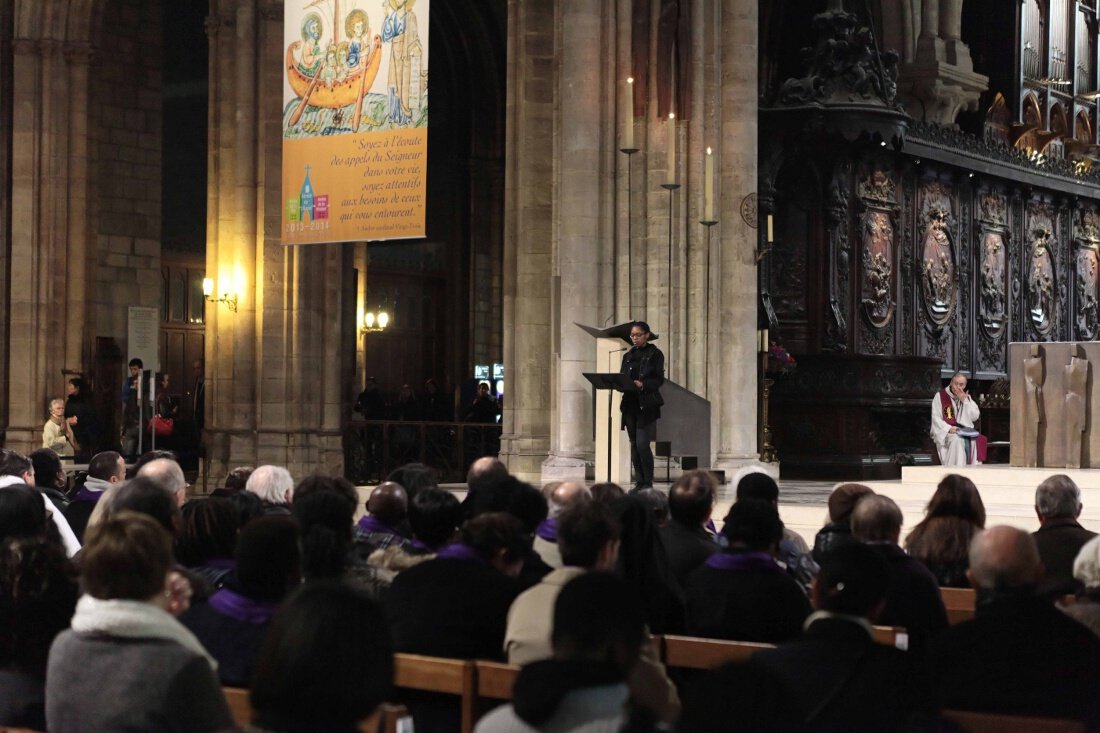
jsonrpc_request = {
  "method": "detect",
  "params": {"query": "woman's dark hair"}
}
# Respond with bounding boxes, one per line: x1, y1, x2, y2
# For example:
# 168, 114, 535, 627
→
590, 482, 625, 506
29, 449, 64, 490
236, 516, 301, 602
223, 466, 255, 493
460, 512, 529, 566
610, 495, 685, 634
505, 482, 548, 534
385, 462, 438, 500
0, 450, 31, 479
408, 487, 461, 549
292, 490, 354, 581
293, 474, 359, 506
250, 582, 392, 732
632, 320, 651, 335
904, 474, 986, 573
0, 484, 49, 542
722, 499, 783, 552
815, 542, 890, 617
82, 512, 174, 601
226, 489, 265, 528
176, 497, 238, 568
0, 538, 78, 677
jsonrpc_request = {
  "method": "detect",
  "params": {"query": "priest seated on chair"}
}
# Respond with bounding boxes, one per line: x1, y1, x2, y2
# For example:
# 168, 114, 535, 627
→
931, 372, 987, 466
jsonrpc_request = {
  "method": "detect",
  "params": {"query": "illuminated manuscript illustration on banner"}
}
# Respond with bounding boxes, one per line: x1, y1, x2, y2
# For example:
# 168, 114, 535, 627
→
282, 0, 429, 244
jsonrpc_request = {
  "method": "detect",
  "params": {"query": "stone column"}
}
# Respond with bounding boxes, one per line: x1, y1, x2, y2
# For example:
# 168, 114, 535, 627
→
540, 0, 606, 484
712, 0, 761, 479
499, 0, 555, 483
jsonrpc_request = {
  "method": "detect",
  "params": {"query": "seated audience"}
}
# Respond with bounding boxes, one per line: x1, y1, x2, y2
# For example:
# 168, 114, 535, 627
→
634, 487, 669, 528
534, 481, 591, 569
1032, 473, 1097, 597
851, 493, 947, 647
613, 494, 685, 634
475, 573, 648, 733
737, 470, 815, 588
0, 537, 78, 730
179, 516, 300, 687
136, 457, 188, 506
684, 498, 810, 642
931, 526, 1100, 722
46, 512, 233, 733
227, 488, 265, 528
29, 448, 69, 513
368, 487, 460, 581
812, 482, 874, 565
386, 512, 525, 660
131, 449, 179, 476
248, 582, 393, 733
0, 450, 80, 557
904, 473, 986, 588
754, 543, 936, 732
355, 481, 413, 550
385, 461, 439, 501
0, 484, 50, 542
211, 465, 254, 497
245, 465, 294, 515
676, 660, 804, 733
590, 482, 625, 505
64, 450, 125, 542
176, 497, 239, 588
1065, 535, 1100, 639
110, 476, 183, 536
461, 456, 511, 519
659, 469, 720, 591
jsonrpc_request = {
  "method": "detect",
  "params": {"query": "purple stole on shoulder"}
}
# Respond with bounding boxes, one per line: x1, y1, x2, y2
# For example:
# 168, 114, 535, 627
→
704, 551, 786, 575
208, 588, 279, 625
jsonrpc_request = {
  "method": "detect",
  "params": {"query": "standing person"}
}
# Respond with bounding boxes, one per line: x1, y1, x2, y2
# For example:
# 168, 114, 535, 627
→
64, 378, 97, 461
620, 321, 664, 491
121, 358, 144, 459
42, 400, 77, 459
930, 372, 985, 466
191, 360, 205, 434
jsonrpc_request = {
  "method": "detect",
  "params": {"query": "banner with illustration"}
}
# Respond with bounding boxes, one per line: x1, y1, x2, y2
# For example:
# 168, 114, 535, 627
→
282, 0, 429, 244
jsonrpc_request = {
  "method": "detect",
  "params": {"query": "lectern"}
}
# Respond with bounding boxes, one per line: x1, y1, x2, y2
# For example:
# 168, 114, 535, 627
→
583, 372, 635, 482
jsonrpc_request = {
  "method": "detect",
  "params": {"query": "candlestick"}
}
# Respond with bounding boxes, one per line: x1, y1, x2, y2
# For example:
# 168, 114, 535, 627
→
623, 78, 635, 151
704, 147, 714, 222
666, 113, 676, 185
767, 213, 774, 243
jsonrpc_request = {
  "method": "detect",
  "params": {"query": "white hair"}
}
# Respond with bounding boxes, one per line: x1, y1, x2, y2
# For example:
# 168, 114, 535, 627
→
1075, 535, 1100, 590
136, 458, 186, 496
48, 398, 65, 411
1035, 474, 1082, 520
246, 465, 294, 505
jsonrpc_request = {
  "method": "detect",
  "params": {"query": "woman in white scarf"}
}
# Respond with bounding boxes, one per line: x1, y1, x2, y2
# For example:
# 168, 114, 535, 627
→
45, 512, 233, 733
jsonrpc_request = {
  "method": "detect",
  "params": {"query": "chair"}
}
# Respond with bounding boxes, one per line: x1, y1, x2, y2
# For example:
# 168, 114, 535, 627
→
659, 634, 776, 670
941, 709, 1084, 733
223, 686, 252, 727
941, 587, 977, 625
392, 653, 477, 733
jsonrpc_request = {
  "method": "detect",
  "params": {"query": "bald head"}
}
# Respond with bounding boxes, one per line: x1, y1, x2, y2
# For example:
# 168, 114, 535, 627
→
968, 526, 1043, 591
136, 458, 186, 505
468, 457, 508, 485
368, 482, 409, 527
549, 482, 590, 517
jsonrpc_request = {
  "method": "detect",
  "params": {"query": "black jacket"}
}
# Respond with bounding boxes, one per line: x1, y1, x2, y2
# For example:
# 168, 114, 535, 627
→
620, 344, 665, 421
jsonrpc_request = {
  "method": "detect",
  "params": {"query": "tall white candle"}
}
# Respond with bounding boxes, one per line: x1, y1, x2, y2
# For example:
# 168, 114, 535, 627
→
667, 113, 676, 184
704, 147, 714, 220
767, 214, 774, 243
624, 78, 634, 150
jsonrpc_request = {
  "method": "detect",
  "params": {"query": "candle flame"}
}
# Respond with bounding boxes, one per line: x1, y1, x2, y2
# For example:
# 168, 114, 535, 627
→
669, 112, 675, 120
627, 77, 634, 84
706, 146, 712, 155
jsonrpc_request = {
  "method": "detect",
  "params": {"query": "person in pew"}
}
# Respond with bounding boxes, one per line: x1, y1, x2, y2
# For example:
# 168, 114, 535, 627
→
1064, 535, 1100, 640
0, 536, 77, 731
386, 512, 526, 660
176, 497, 239, 589
354, 481, 415, 551
811, 483, 874, 566
367, 486, 461, 583
904, 474, 986, 588
533, 481, 591, 570
462, 474, 554, 589
736, 470, 817, 590
634, 488, 669, 528
28, 449, 70, 514
612, 494, 686, 635
245, 465, 294, 516
930, 526, 1100, 724
46, 512, 233, 733
0, 450, 81, 558
675, 659, 805, 733
462, 457, 511, 520
851, 494, 948, 648
475, 573, 652, 733
248, 582, 393, 733
659, 469, 720, 592
684, 499, 811, 643
179, 516, 300, 687
753, 543, 937, 732
504, 501, 680, 726
1031, 473, 1097, 598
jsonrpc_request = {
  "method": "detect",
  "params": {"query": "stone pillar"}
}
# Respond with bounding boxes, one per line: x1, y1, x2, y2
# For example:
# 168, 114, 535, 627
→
540, 0, 606, 484
499, 0, 555, 483
712, 0, 761, 478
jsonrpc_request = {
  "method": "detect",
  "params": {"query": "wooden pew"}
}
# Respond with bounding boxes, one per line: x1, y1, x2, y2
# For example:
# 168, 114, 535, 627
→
476, 660, 521, 701
392, 653, 477, 733
224, 686, 409, 733
223, 686, 251, 727
870, 624, 909, 650
660, 634, 776, 670
941, 587, 977, 625
941, 709, 1084, 733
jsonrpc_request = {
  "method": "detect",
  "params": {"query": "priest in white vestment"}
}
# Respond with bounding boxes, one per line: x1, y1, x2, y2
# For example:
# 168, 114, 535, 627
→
930, 373, 985, 466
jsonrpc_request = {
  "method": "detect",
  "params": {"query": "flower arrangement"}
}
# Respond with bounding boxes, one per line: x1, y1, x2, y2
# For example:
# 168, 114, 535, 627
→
766, 342, 797, 375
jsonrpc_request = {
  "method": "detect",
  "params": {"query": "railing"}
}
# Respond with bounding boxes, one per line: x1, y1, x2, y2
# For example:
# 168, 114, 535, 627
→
344, 419, 502, 484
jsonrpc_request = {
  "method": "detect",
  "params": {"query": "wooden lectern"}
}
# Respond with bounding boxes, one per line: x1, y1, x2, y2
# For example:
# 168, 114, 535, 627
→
577, 322, 639, 484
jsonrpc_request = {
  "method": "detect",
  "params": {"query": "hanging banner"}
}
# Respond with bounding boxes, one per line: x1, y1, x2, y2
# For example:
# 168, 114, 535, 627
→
282, 0, 429, 244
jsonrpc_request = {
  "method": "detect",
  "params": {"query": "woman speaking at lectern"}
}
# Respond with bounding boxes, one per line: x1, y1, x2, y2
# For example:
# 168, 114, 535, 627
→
620, 321, 665, 491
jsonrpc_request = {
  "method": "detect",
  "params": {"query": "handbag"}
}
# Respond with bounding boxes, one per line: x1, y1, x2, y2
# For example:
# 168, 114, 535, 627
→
148, 415, 174, 438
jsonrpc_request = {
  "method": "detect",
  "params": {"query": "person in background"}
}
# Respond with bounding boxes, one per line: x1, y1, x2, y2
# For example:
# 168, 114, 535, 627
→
64, 378, 98, 462
42, 399, 77, 459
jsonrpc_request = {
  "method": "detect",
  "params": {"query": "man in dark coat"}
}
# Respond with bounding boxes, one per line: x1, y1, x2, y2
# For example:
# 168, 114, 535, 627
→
1032, 474, 1097, 597
931, 525, 1100, 724
659, 469, 719, 591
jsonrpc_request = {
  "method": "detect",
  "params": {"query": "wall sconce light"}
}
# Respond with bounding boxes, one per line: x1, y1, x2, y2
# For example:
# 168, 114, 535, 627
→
202, 277, 239, 313
362, 309, 390, 333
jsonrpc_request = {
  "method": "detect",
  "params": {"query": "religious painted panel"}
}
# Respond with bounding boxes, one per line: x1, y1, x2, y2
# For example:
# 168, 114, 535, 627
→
979, 230, 1008, 338
1075, 207, 1100, 340
918, 183, 956, 329
1026, 203, 1057, 338
861, 209, 895, 329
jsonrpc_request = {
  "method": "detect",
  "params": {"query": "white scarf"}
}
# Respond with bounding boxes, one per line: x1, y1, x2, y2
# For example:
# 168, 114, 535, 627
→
71, 595, 218, 671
